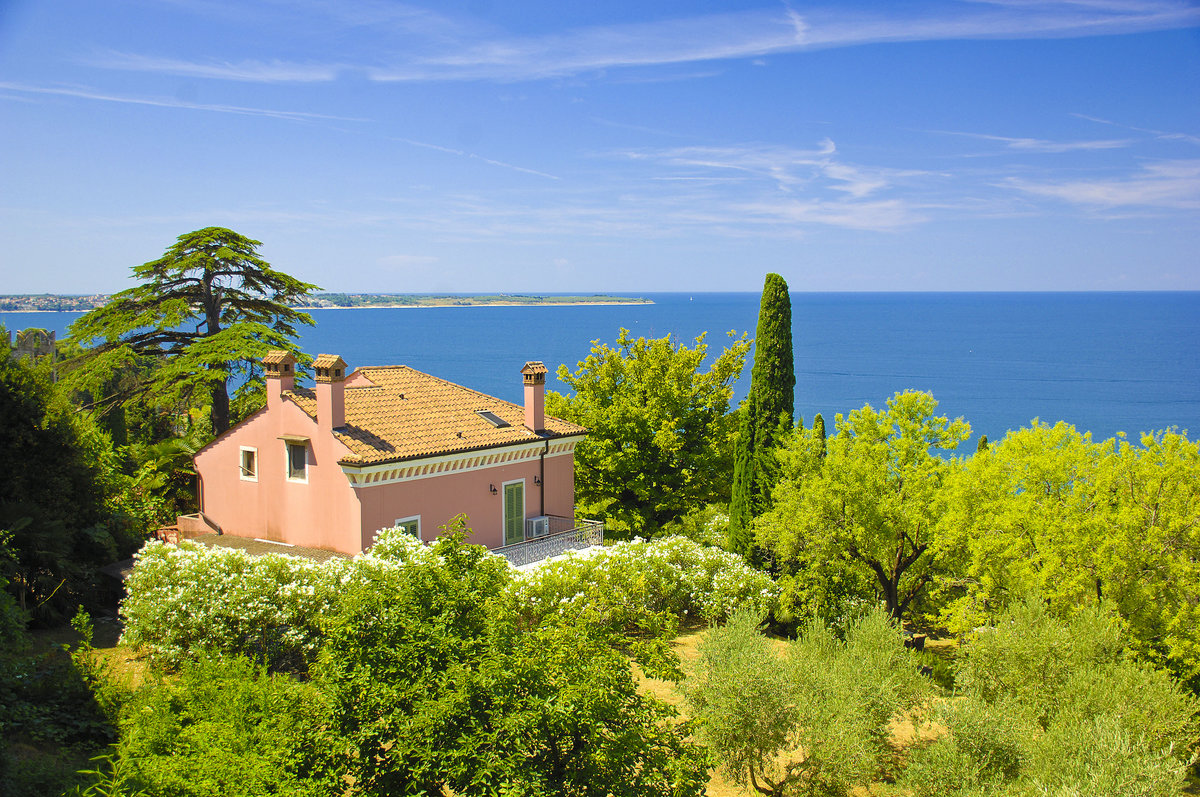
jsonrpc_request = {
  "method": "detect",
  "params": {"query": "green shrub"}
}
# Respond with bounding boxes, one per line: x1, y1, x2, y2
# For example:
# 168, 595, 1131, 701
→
113, 656, 322, 797
903, 597, 1198, 796
688, 606, 927, 796
902, 696, 1035, 795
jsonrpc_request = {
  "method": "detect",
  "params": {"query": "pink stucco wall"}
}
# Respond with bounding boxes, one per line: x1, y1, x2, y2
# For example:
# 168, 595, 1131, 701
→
194, 399, 363, 555
195, 375, 580, 556
355, 450, 577, 550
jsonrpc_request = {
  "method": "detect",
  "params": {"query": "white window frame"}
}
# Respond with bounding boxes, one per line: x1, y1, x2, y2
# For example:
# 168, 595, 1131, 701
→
392, 515, 421, 541
285, 441, 308, 483
501, 478, 526, 546
239, 446, 258, 482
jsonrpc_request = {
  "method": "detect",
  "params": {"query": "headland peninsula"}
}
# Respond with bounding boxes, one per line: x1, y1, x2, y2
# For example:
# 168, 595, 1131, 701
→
0, 293, 652, 312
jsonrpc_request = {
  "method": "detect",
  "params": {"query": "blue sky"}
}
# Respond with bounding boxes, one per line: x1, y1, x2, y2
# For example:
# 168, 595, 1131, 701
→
1, 0, 1198, 293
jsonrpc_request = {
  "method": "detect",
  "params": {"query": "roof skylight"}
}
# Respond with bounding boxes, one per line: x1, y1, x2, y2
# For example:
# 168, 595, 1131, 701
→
476, 410, 510, 428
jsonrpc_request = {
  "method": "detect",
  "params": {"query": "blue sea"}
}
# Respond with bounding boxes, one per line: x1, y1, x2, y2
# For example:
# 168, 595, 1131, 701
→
7, 292, 1199, 449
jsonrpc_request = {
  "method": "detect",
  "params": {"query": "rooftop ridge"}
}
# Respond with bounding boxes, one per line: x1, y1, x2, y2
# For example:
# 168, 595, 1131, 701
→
356, 363, 531, 412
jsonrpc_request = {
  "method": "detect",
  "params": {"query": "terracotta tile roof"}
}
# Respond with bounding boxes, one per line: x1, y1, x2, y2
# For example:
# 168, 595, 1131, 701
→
521, 361, 548, 376
262, 350, 294, 365
312, 353, 346, 369
283, 365, 585, 466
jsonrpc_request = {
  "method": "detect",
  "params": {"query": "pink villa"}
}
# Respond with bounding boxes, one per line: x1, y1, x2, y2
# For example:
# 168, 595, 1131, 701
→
186, 351, 592, 559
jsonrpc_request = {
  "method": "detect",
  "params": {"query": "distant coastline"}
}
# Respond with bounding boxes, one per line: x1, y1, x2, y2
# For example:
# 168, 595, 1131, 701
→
0, 293, 653, 312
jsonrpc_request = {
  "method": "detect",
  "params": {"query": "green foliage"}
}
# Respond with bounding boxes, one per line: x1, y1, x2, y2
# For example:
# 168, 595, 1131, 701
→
547, 328, 750, 537
112, 656, 322, 797
0, 336, 122, 622
688, 606, 927, 796
310, 526, 707, 796
936, 422, 1200, 687
757, 391, 970, 624
67, 751, 148, 797
658, 503, 730, 548
114, 522, 710, 795
65, 227, 318, 434
903, 597, 1198, 797
900, 695, 1035, 796
0, 608, 120, 797
729, 273, 795, 557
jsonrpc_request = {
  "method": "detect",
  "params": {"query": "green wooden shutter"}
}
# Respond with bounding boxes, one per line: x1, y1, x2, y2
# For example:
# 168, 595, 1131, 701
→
503, 482, 524, 545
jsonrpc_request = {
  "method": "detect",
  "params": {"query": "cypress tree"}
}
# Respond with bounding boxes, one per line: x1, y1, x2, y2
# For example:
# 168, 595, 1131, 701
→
813, 412, 826, 457
728, 273, 795, 556
976, 434, 989, 453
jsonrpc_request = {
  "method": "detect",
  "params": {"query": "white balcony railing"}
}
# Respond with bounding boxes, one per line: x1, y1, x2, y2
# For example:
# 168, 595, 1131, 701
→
493, 518, 604, 567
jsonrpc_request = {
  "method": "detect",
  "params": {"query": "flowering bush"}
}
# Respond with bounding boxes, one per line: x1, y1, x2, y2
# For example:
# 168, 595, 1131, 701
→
120, 541, 353, 670
120, 525, 497, 670
505, 535, 777, 635
121, 530, 776, 672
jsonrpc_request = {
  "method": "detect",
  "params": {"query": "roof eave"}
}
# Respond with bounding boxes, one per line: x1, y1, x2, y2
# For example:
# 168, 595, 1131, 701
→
337, 430, 587, 468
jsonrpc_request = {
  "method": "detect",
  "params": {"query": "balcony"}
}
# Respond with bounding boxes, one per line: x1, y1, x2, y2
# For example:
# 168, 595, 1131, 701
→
493, 517, 604, 568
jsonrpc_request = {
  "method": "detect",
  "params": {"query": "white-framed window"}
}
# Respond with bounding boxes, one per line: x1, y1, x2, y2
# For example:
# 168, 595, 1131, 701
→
392, 515, 421, 541
286, 441, 308, 483
502, 478, 525, 546
239, 446, 258, 481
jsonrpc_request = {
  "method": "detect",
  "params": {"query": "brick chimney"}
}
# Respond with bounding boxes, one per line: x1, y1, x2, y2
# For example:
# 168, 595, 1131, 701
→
314, 354, 348, 432
263, 350, 297, 411
522, 361, 547, 432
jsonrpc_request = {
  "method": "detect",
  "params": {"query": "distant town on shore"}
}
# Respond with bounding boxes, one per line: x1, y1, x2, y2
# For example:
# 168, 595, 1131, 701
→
0, 293, 652, 312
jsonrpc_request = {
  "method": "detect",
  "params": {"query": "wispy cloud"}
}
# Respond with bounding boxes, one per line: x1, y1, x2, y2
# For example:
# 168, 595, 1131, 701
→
87, 51, 340, 82
624, 141, 930, 199
602, 140, 938, 231
1072, 112, 1200, 147
734, 198, 925, 230
1004, 158, 1200, 208
931, 129, 1135, 153
0, 80, 363, 122
100, 1, 1200, 84
393, 138, 560, 180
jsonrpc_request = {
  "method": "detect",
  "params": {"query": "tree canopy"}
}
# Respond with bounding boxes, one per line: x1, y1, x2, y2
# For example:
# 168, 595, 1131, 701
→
728, 273, 795, 557
936, 422, 1200, 688
757, 391, 970, 624
65, 227, 318, 434
546, 328, 749, 538
0, 334, 120, 621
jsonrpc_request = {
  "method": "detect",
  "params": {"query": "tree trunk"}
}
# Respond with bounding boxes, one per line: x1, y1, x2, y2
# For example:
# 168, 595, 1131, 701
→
211, 377, 230, 434
203, 276, 229, 433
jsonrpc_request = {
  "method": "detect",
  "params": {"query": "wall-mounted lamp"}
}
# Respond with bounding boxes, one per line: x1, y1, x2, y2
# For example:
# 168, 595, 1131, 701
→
489, 484, 498, 495
533, 476, 542, 486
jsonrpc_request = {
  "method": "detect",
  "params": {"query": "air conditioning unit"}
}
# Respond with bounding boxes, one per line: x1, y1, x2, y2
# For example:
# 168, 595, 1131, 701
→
525, 516, 550, 539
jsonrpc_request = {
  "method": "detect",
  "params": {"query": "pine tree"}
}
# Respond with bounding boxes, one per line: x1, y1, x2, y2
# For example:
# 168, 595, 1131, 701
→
728, 273, 795, 556
65, 227, 318, 434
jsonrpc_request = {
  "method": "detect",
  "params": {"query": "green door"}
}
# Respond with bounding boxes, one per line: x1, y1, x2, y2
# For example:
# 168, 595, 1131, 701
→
503, 482, 524, 545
